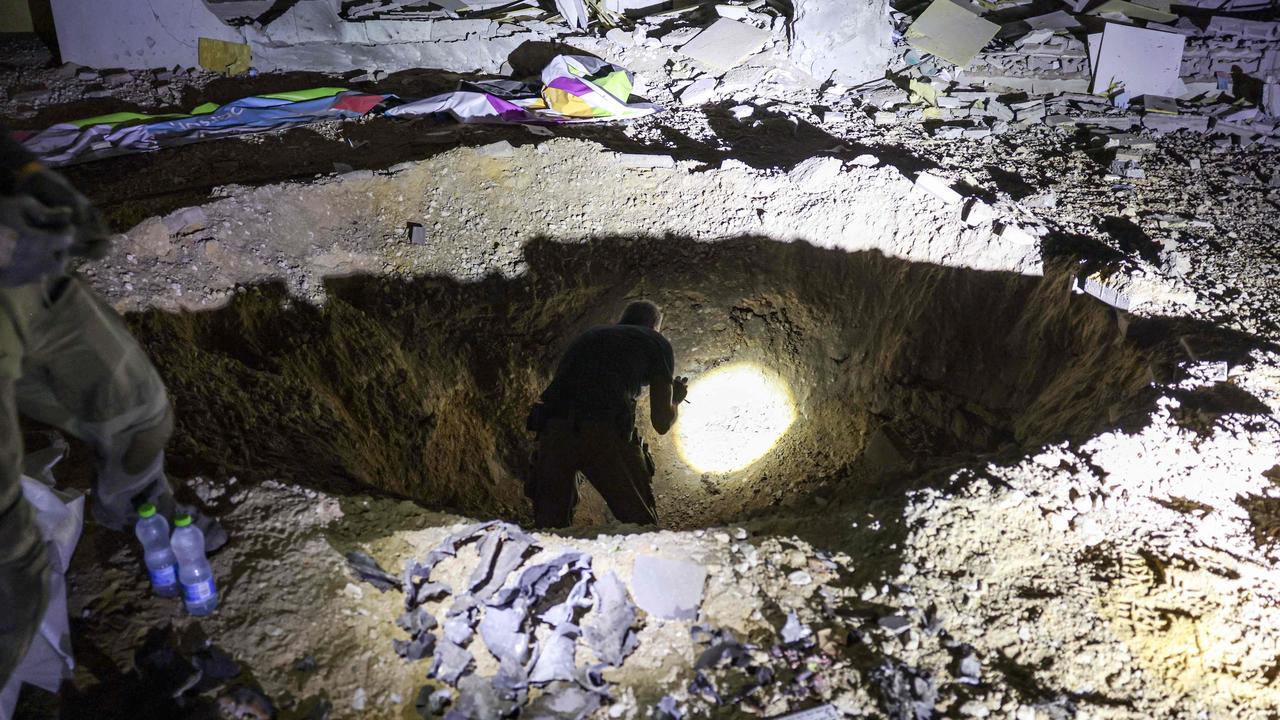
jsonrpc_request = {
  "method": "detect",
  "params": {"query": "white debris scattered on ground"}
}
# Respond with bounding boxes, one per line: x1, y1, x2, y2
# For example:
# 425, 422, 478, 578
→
8, 1, 1280, 718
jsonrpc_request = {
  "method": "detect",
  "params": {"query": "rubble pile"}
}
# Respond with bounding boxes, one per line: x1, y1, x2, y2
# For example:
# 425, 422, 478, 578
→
835, 0, 1280, 148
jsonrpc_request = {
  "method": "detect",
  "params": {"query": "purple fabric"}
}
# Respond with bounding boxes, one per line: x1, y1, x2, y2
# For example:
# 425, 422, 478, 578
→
546, 77, 596, 96
483, 94, 535, 122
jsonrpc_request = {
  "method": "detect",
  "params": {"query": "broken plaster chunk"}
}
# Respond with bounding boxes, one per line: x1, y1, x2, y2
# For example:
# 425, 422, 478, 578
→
962, 198, 995, 226
914, 171, 964, 205
476, 140, 515, 158
162, 206, 209, 236
789, 156, 844, 192
1077, 275, 1132, 311
789, 0, 894, 85
680, 78, 719, 106
678, 18, 773, 72
1091, 24, 1186, 98
997, 223, 1040, 246
617, 153, 676, 169
631, 555, 706, 620
905, 0, 1000, 68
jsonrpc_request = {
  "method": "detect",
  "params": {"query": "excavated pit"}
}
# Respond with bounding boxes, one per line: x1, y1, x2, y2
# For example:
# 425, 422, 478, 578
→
130, 235, 1186, 529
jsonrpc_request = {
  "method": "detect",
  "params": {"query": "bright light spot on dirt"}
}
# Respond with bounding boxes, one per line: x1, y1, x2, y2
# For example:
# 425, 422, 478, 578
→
675, 363, 796, 474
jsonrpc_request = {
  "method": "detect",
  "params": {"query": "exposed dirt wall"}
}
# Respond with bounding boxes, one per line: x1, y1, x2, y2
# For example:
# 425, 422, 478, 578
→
130, 235, 1188, 529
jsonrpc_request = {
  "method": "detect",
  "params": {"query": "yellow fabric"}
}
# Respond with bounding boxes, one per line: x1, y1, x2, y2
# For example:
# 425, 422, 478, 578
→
543, 87, 597, 118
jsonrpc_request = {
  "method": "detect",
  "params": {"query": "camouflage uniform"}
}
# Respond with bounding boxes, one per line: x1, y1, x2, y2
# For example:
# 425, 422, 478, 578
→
0, 137, 175, 684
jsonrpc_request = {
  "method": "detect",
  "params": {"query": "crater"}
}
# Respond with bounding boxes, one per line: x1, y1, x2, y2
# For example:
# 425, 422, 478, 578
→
130, 235, 1231, 529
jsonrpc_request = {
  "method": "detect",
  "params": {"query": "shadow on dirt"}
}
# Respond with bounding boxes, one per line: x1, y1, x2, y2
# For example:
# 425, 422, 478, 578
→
114, 234, 1273, 531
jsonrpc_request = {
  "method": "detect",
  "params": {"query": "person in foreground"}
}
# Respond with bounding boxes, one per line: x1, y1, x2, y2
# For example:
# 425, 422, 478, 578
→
0, 133, 225, 687
526, 300, 688, 528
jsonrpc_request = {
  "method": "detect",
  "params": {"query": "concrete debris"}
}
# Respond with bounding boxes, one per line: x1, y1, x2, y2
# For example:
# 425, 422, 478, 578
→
475, 140, 515, 158
788, 156, 844, 193
789, 0, 895, 85
905, 0, 1001, 68
678, 18, 773, 72
679, 78, 719, 106
632, 555, 706, 620
162, 207, 209, 236
1076, 275, 1132, 311
1091, 24, 1186, 98
555, 0, 588, 30
870, 661, 938, 720
616, 153, 677, 169
914, 171, 964, 205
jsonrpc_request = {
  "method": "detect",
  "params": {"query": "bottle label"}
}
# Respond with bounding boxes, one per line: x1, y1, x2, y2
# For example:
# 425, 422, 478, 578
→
183, 578, 217, 603
149, 565, 177, 588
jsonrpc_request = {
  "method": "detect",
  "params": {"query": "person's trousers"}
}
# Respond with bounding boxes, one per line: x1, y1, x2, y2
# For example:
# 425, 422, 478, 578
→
529, 416, 658, 528
0, 274, 174, 683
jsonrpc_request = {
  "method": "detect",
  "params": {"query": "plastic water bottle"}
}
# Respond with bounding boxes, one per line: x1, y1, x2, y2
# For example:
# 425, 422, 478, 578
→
134, 503, 179, 598
172, 514, 218, 616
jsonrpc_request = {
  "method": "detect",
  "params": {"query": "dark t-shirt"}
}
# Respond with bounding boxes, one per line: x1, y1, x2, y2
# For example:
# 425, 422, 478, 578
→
541, 324, 675, 417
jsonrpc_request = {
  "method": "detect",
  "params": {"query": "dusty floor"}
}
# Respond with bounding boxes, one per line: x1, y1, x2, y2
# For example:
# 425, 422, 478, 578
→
8, 30, 1280, 720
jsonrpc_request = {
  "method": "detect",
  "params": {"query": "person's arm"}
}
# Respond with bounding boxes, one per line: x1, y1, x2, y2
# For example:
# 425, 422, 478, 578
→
649, 375, 688, 435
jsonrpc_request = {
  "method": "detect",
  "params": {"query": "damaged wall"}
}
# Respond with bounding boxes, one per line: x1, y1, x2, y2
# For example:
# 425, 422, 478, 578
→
48, 0, 895, 85
50, 0, 244, 69
49, 0, 534, 73
789, 0, 895, 86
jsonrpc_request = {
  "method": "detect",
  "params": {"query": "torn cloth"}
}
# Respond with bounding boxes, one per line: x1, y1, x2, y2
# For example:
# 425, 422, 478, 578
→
0, 478, 85, 719
385, 55, 659, 124
582, 570, 638, 667
22, 89, 392, 167
346, 551, 399, 592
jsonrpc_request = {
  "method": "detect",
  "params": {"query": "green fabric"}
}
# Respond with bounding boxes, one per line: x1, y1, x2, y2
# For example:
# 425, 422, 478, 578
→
67, 111, 188, 129
592, 70, 632, 102
258, 87, 348, 102
66, 87, 350, 129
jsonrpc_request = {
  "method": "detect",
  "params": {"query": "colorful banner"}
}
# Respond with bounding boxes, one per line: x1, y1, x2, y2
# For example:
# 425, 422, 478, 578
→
19, 56, 662, 166
386, 55, 659, 124
22, 88, 392, 167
